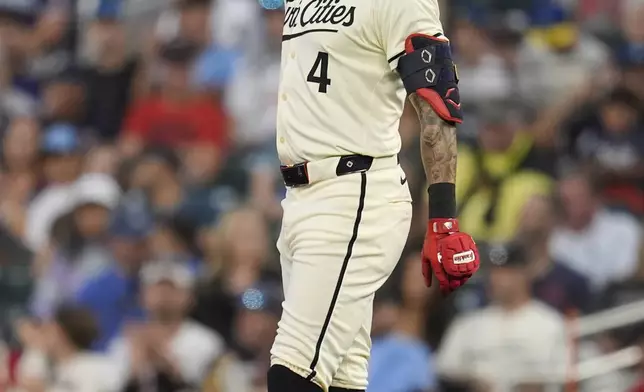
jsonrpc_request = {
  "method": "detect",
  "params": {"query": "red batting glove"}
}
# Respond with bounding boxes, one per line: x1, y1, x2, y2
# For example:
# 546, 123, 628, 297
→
422, 218, 480, 296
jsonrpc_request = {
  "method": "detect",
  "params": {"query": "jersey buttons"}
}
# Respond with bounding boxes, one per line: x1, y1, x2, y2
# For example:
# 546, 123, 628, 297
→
279, 137, 285, 143
281, 93, 288, 101
290, 52, 296, 59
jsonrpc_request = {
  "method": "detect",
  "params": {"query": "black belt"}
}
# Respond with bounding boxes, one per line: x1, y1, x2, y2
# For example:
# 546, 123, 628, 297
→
280, 155, 375, 187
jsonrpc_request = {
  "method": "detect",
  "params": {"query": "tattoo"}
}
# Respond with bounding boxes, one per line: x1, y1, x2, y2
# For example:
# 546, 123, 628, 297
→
409, 94, 457, 185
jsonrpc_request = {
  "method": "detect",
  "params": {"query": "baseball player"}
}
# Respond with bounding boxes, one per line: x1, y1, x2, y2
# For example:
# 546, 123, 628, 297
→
270, 0, 481, 391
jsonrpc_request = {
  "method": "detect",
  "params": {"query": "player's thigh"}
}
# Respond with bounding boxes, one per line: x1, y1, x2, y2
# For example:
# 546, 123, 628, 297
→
272, 170, 412, 389
332, 300, 373, 390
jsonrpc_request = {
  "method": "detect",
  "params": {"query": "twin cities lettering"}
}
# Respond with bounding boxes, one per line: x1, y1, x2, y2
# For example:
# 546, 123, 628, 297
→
284, 0, 356, 29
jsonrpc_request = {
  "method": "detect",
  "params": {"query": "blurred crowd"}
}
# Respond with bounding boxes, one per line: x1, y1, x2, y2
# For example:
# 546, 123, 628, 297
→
0, 0, 643, 391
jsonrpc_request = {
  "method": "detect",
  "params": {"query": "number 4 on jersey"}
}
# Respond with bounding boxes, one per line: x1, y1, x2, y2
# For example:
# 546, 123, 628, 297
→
307, 52, 331, 93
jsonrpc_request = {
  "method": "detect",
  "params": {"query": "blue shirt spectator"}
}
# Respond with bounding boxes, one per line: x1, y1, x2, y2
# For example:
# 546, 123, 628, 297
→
75, 203, 152, 350
368, 334, 437, 392
75, 264, 144, 351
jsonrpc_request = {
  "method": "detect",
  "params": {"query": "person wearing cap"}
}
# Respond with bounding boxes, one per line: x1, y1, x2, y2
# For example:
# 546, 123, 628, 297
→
24, 123, 83, 251
109, 260, 224, 391
450, 99, 555, 243
75, 204, 152, 350
30, 173, 122, 321
437, 241, 568, 391
119, 37, 229, 159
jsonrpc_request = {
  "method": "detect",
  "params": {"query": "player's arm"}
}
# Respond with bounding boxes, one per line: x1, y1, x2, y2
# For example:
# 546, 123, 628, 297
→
377, 0, 480, 295
400, 37, 478, 296
409, 94, 456, 186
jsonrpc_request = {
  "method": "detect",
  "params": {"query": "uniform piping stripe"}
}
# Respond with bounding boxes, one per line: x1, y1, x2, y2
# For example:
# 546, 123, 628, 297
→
283, 29, 339, 41
388, 50, 405, 64
306, 171, 368, 382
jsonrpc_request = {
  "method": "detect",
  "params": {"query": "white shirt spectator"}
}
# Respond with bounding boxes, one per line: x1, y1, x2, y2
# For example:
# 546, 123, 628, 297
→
49, 353, 116, 392
17, 349, 116, 392
437, 301, 568, 392
549, 209, 642, 291
109, 321, 224, 389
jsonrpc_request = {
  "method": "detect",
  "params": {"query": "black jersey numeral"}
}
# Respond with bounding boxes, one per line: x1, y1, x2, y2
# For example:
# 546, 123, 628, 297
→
307, 51, 332, 93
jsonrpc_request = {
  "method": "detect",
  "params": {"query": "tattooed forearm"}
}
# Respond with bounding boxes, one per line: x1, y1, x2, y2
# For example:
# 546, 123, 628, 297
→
409, 94, 457, 185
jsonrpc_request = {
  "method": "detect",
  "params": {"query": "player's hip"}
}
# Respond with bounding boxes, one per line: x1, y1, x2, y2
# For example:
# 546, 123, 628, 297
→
279, 160, 412, 249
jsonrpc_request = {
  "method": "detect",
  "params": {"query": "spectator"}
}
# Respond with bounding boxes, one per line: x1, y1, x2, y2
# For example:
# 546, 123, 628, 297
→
24, 123, 83, 251
454, 101, 555, 242
119, 38, 229, 158
566, 88, 644, 215
0, 0, 73, 101
31, 173, 121, 320
437, 241, 568, 392
527, 4, 611, 101
148, 214, 201, 270
41, 69, 86, 125
81, 9, 140, 141
0, 117, 40, 239
226, 7, 281, 148
109, 260, 224, 391
487, 12, 554, 110
549, 171, 643, 291
16, 305, 114, 391
204, 283, 283, 392
126, 147, 184, 217
368, 252, 438, 392
616, 0, 644, 66
451, 17, 513, 110
518, 195, 592, 314
193, 207, 279, 344
75, 205, 152, 350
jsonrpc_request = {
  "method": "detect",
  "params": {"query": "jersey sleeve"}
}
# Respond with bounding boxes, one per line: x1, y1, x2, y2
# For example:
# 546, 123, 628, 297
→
376, 0, 444, 70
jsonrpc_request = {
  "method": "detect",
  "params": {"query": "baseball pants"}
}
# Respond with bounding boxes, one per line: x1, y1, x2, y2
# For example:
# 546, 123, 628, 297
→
272, 156, 412, 390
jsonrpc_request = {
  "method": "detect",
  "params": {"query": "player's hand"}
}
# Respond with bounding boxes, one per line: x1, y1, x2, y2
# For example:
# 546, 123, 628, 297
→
421, 218, 479, 296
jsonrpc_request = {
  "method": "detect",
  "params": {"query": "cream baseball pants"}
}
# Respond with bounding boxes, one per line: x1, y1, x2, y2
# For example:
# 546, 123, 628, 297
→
271, 157, 412, 391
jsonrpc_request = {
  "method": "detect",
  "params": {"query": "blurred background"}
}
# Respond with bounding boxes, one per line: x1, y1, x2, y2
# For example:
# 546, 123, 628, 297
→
0, 0, 643, 390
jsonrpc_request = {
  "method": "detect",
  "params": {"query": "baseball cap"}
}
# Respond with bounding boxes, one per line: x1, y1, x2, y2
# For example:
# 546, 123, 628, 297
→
71, 173, 121, 210
140, 261, 196, 289
109, 205, 153, 239
482, 241, 529, 268
239, 283, 283, 317
41, 123, 81, 155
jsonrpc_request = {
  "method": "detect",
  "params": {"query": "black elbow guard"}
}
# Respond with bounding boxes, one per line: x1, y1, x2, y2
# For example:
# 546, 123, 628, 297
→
396, 34, 463, 124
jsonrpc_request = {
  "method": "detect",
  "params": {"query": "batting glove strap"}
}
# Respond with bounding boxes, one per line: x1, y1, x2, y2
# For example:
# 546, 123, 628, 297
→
429, 218, 459, 235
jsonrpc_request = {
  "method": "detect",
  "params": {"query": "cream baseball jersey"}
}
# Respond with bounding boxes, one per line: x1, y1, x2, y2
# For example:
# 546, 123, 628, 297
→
276, 0, 444, 165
